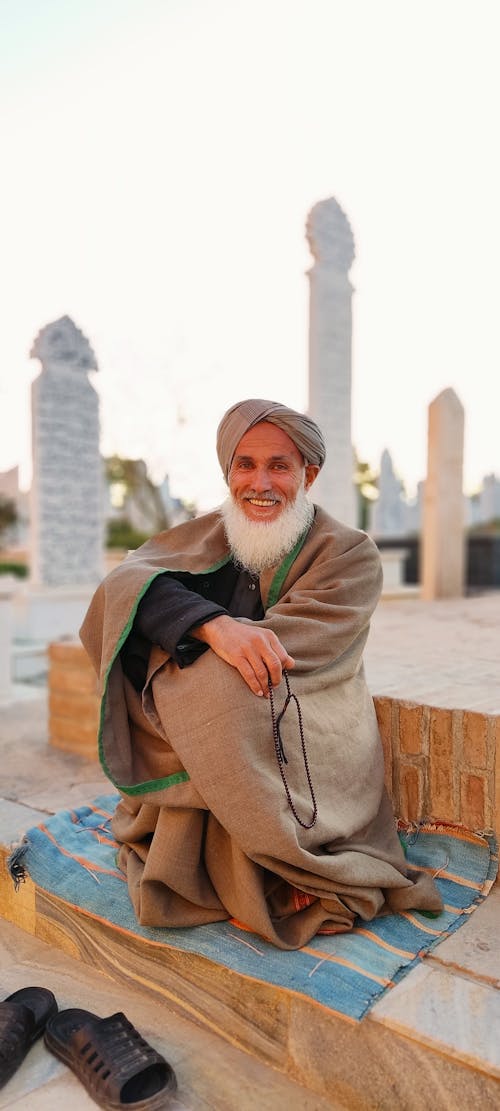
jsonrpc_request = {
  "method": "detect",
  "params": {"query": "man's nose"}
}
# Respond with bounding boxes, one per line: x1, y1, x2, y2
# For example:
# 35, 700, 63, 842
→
252, 466, 272, 490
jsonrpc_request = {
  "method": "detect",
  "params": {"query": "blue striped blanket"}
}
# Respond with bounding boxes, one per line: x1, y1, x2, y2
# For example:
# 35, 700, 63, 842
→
10, 795, 497, 1022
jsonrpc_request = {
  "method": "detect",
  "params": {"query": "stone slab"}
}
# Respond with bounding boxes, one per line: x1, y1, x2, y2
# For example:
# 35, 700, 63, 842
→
428, 885, 500, 986
0, 691, 109, 813
371, 961, 500, 1077
0, 799, 46, 849
0, 918, 336, 1111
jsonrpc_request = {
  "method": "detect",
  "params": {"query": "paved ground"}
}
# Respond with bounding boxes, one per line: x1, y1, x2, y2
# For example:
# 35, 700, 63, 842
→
365, 589, 500, 712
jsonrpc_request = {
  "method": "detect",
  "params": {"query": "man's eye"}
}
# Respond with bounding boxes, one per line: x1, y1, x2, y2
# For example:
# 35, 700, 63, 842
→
272, 463, 287, 471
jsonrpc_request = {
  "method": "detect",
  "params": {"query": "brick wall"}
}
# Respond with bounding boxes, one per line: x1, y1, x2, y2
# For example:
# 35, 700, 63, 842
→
48, 642, 100, 759
374, 696, 499, 838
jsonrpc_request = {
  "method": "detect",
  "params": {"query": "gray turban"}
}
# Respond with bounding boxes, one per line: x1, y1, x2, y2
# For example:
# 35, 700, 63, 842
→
216, 399, 326, 481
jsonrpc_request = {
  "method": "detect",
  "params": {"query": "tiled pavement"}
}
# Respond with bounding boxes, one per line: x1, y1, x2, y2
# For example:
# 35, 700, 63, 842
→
365, 590, 500, 712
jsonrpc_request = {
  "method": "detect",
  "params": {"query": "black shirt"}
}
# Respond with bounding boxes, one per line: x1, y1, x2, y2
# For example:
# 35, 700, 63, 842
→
121, 560, 264, 691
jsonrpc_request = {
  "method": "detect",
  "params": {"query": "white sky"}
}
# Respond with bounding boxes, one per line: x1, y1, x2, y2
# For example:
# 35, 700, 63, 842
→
1, 0, 499, 509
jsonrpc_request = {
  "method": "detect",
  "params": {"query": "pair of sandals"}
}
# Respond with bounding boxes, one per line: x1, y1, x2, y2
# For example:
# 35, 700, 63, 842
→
0, 986, 177, 1109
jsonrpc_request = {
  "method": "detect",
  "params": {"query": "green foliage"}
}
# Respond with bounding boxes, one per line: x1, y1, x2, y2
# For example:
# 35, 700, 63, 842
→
0, 561, 28, 578
353, 453, 379, 531
106, 518, 152, 551
468, 518, 500, 534
0, 495, 17, 543
105, 455, 170, 533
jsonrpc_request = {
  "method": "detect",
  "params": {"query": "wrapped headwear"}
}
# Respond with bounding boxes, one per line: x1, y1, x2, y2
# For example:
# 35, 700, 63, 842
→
216, 398, 326, 481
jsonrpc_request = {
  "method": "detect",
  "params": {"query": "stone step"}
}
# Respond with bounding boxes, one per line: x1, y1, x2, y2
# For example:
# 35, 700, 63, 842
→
11, 639, 48, 682
0, 918, 338, 1111
1, 799, 499, 1109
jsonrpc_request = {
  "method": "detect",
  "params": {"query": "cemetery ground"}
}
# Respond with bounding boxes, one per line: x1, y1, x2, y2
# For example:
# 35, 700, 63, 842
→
0, 591, 500, 1108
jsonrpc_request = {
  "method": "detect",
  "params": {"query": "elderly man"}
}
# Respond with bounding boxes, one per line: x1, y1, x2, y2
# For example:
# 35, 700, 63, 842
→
81, 399, 441, 949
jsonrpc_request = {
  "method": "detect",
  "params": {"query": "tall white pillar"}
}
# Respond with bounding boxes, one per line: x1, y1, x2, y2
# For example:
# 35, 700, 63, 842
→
307, 198, 356, 526
422, 388, 465, 599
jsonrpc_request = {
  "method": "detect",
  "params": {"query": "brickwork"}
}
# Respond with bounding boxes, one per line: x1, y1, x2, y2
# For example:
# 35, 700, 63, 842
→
374, 696, 499, 839
48, 641, 100, 759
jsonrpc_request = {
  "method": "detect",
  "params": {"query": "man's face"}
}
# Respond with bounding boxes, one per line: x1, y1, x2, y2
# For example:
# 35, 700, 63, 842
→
228, 421, 319, 523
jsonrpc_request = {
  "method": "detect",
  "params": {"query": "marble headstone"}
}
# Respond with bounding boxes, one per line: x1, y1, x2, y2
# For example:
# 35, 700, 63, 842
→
30, 316, 104, 587
307, 197, 356, 526
479, 473, 500, 525
422, 388, 465, 599
372, 449, 407, 537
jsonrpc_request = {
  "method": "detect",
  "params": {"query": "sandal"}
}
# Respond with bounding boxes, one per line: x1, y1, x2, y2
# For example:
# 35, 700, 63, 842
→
0, 986, 58, 1089
44, 1008, 177, 1110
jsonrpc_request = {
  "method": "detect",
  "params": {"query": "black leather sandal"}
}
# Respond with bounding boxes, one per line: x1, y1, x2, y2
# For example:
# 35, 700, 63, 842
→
0, 986, 58, 1089
44, 1008, 177, 1109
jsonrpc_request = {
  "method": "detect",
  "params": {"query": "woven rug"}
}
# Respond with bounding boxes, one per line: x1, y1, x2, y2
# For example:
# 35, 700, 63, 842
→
10, 795, 497, 1022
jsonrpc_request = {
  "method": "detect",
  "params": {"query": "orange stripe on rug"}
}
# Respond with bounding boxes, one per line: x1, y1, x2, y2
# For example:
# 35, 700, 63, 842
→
400, 912, 446, 936
405, 862, 482, 891
87, 805, 116, 820
354, 928, 415, 960
400, 822, 488, 848
89, 831, 119, 848
39, 824, 125, 882
301, 946, 392, 987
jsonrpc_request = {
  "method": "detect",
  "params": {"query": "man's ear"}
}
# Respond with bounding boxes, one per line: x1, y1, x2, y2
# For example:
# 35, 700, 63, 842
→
304, 463, 320, 490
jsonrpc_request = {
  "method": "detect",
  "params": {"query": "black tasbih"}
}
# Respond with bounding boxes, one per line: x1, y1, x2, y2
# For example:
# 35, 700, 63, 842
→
268, 670, 318, 829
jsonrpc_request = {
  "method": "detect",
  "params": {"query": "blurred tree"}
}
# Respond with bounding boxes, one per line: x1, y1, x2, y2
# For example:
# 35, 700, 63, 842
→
106, 518, 152, 550
0, 495, 17, 548
105, 456, 170, 534
353, 455, 378, 531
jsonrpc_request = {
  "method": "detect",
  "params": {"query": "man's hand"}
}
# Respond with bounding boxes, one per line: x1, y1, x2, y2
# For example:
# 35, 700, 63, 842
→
192, 615, 295, 697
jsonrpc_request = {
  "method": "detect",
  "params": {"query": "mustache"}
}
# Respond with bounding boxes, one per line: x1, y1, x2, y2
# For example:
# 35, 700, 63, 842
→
243, 491, 282, 502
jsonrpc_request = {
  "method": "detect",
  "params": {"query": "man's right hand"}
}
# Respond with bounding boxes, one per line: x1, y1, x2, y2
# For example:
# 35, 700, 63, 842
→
191, 614, 294, 697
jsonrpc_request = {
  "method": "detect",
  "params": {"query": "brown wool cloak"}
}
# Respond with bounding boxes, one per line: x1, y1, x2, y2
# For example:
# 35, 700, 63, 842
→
80, 506, 442, 949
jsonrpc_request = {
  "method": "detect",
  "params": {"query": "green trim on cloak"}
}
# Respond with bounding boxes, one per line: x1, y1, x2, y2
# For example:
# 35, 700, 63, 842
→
99, 525, 309, 796
98, 557, 231, 795
266, 525, 310, 609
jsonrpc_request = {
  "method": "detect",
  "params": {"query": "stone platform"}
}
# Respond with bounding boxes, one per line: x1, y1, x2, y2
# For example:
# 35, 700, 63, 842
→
0, 592, 499, 1107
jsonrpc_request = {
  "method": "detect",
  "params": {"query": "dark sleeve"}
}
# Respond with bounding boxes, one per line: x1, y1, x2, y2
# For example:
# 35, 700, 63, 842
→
134, 573, 228, 665
120, 562, 262, 690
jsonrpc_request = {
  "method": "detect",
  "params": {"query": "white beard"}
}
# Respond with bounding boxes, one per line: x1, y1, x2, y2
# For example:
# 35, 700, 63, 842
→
220, 485, 314, 574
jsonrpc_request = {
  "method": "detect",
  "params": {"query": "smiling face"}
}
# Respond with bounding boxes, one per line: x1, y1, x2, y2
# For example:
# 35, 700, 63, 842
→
228, 421, 319, 523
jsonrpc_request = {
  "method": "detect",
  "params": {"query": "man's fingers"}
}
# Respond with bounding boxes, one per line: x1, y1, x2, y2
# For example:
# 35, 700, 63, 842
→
265, 634, 295, 671
250, 646, 294, 692
236, 656, 267, 697
197, 617, 295, 694
264, 645, 295, 686
262, 652, 283, 690
238, 648, 285, 697
244, 638, 296, 693
240, 650, 277, 696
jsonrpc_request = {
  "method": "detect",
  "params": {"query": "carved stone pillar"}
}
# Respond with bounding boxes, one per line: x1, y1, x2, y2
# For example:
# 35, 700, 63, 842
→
307, 198, 356, 526
30, 316, 104, 587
